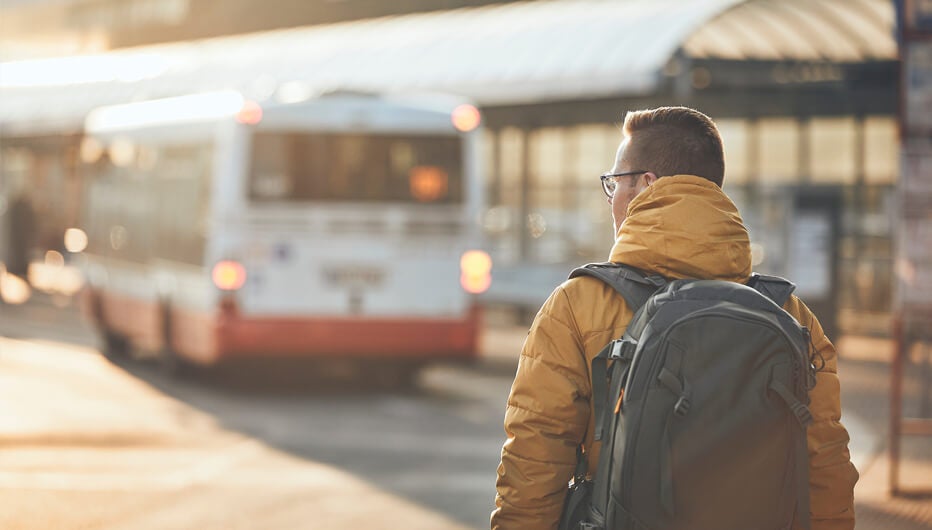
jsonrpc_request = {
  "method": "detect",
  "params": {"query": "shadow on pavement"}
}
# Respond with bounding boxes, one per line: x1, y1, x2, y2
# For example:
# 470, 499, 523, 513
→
97, 349, 504, 530
102, 350, 475, 400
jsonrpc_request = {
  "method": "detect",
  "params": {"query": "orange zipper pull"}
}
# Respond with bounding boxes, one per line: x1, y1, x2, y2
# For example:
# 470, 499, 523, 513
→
614, 388, 625, 414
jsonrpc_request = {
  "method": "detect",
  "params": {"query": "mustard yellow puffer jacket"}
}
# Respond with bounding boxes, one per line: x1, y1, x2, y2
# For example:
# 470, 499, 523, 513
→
492, 176, 858, 530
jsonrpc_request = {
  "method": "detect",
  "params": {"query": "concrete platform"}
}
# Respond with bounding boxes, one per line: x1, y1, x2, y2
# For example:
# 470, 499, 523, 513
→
0, 336, 471, 530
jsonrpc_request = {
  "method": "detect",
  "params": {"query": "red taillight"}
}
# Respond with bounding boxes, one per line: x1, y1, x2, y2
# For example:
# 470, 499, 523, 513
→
460, 250, 492, 294
236, 100, 263, 125
212, 260, 247, 291
451, 104, 481, 132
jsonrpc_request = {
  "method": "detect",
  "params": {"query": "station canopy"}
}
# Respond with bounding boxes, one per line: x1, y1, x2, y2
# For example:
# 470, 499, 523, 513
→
0, 0, 896, 135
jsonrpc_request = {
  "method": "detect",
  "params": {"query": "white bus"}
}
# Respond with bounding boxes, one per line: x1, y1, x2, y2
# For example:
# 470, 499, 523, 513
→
80, 90, 490, 375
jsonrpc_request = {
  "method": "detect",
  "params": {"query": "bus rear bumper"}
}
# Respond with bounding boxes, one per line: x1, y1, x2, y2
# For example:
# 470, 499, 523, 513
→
82, 287, 481, 366
214, 306, 481, 362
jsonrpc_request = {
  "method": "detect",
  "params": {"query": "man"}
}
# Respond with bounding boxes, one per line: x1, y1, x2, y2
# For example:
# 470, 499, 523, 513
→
6, 190, 35, 278
491, 107, 858, 530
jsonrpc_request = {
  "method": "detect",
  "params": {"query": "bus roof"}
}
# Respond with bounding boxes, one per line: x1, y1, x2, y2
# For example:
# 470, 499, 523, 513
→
85, 90, 475, 137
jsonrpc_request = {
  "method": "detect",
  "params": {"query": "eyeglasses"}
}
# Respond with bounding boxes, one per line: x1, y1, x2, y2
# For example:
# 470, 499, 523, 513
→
600, 170, 649, 198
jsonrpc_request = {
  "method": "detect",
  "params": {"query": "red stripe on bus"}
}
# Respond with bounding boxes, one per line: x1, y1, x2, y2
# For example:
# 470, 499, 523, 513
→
169, 305, 218, 364
215, 305, 481, 361
86, 288, 480, 365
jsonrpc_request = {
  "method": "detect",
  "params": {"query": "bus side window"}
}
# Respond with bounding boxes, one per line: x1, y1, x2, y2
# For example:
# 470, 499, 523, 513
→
390, 140, 416, 201
250, 134, 292, 201
295, 133, 328, 201
151, 144, 211, 266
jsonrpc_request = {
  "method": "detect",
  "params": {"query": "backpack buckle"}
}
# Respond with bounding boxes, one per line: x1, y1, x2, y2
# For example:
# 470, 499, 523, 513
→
674, 396, 691, 417
791, 402, 813, 427
610, 339, 637, 361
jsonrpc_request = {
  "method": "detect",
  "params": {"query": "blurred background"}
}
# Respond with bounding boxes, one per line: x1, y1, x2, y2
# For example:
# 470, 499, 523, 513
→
0, 0, 929, 529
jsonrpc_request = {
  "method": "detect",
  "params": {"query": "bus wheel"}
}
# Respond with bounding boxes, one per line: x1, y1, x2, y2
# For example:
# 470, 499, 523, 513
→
157, 301, 191, 377
101, 330, 129, 359
374, 364, 422, 390
158, 346, 192, 377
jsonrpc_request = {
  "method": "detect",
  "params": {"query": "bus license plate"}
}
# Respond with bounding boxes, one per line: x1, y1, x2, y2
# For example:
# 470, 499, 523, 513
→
323, 266, 385, 287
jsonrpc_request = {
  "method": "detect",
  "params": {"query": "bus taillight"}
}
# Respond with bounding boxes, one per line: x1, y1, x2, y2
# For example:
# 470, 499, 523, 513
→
451, 104, 481, 132
236, 100, 263, 125
460, 250, 492, 294
212, 260, 247, 291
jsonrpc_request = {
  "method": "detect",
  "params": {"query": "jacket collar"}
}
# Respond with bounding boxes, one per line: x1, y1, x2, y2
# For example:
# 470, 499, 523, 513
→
609, 175, 752, 283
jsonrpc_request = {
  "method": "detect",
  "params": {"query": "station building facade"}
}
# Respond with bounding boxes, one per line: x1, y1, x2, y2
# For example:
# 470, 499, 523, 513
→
0, 0, 900, 338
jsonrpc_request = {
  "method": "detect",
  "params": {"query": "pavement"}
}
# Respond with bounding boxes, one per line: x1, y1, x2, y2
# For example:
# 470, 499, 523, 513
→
0, 298, 474, 530
2, 296, 931, 529
0, 336, 474, 530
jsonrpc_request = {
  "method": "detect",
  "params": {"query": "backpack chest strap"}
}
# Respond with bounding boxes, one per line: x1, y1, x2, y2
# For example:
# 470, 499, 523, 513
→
591, 338, 637, 442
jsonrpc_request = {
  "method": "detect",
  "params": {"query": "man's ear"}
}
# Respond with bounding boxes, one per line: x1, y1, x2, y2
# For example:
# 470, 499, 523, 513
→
643, 172, 660, 186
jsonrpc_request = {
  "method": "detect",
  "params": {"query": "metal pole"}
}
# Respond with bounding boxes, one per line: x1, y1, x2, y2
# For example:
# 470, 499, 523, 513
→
922, 338, 932, 418
488, 129, 501, 208
564, 127, 578, 258
798, 117, 810, 185
519, 128, 531, 263
890, 314, 904, 495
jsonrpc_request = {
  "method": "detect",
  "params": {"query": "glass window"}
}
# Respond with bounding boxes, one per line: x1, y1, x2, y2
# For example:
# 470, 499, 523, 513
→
83, 142, 212, 266
150, 144, 211, 265
864, 116, 898, 185
717, 119, 750, 186
82, 175, 109, 258
498, 127, 524, 194
0, 147, 33, 202
571, 125, 617, 259
481, 129, 497, 197
809, 117, 857, 184
573, 124, 619, 185
530, 127, 565, 187
81, 161, 150, 264
757, 118, 799, 183
249, 132, 463, 204
495, 127, 526, 217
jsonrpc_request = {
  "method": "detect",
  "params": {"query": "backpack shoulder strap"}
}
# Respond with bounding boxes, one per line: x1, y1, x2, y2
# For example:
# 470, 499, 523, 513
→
747, 273, 796, 307
568, 262, 667, 313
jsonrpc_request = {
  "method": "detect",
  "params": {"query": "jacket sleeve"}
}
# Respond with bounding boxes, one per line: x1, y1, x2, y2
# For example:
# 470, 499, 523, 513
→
492, 286, 590, 530
785, 296, 859, 530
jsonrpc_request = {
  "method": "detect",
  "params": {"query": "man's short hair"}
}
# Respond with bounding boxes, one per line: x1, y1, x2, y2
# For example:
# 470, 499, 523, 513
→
622, 107, 725, 187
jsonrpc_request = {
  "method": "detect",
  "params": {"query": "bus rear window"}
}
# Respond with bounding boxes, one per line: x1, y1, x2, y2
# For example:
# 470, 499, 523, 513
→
249, 132, 463, 204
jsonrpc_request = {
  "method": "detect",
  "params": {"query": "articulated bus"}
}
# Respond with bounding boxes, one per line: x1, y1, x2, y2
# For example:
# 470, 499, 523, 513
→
80, 90, 490, 376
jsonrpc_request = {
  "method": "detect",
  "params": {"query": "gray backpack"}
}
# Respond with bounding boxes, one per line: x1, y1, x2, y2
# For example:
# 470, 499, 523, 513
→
567, 263, 816, 530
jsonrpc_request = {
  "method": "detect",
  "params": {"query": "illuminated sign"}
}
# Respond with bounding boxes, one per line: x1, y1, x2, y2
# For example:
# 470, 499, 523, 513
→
409, 166, 448, 202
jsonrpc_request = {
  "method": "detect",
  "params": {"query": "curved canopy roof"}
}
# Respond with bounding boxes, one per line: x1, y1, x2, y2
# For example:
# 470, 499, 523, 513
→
684, 0, 895, 62
0, 0, 896, 135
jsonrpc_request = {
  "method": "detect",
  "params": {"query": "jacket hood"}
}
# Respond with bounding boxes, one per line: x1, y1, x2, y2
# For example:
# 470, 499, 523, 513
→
609, 175, 752, 283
